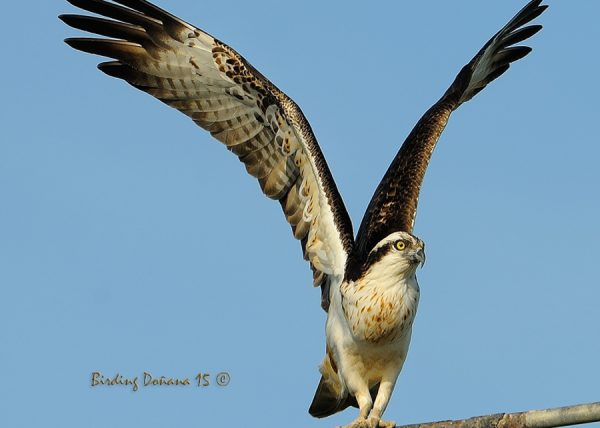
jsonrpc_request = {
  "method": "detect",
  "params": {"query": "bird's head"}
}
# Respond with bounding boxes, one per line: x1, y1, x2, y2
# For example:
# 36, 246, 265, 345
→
364, 231, 426, 279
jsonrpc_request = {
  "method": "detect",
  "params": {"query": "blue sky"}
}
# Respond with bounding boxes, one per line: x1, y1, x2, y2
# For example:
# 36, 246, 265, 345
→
1, 1, 599, 427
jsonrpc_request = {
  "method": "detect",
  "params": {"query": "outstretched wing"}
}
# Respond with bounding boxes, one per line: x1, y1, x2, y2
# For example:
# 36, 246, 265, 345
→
354, 0, 546, 257
60, 0, 354, 294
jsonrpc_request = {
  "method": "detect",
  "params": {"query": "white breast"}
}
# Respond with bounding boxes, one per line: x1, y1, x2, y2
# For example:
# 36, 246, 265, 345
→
340, 270, 420, 345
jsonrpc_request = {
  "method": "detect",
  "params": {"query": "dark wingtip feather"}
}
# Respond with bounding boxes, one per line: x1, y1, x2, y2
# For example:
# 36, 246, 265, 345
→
502, 46, 533, 63
64, 37, 143, 60
523, 2, 547, 25
447, 1, 546, 106
60, 14, 101, 34
507, 1, 547, 34
499, 25, 543, 50
527, 5, 548, 24
98, 60, 124, 77
63, 0, 161, 28
64, 37, 83, 50
60, 14, 148, 43
112, 0, 175, 21
64, 37, 111, 58
484, 64, 511, 88
65, 0, 101, 12
97, 61, 148, 90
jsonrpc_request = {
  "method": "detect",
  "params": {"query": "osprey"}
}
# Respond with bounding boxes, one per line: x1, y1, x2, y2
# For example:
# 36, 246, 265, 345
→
61, 1, 546, 426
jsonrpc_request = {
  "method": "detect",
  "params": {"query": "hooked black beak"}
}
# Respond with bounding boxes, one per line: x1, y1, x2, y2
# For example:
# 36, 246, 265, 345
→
409, 248, 426, 267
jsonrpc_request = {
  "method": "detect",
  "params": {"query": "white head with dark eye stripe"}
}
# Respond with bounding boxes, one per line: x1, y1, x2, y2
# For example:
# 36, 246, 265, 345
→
365, 231, 426, 279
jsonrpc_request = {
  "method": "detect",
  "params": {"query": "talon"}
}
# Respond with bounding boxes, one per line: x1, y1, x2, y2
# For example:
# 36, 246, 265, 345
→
341, 416, 370, 428
367, 416, 379, 428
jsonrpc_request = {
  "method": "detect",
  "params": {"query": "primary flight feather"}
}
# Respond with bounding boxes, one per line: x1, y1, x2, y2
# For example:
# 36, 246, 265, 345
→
60, 1, 546, 426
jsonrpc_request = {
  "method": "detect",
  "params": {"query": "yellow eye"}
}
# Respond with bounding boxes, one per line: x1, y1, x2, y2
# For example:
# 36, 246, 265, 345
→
395, 240, 406, 251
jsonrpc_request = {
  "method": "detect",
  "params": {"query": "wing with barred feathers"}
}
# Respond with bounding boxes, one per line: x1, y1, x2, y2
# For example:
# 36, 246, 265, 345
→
354, 0, 546, 259
60, 0, 354, 303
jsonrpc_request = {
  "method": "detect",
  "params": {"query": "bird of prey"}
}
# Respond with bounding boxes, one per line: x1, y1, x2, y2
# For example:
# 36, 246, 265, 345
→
61, 0, 546, 426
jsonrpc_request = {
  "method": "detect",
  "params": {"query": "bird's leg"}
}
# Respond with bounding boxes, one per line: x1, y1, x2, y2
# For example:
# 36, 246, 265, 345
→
340, 376, 373, 428
367, 376, 398, 428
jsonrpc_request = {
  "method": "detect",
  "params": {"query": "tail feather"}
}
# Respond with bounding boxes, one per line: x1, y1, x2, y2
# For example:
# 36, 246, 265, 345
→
308, 353, 381, 418
309, 353, 346, 418
309, 375, 348, 418
309, 377, 382, 418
